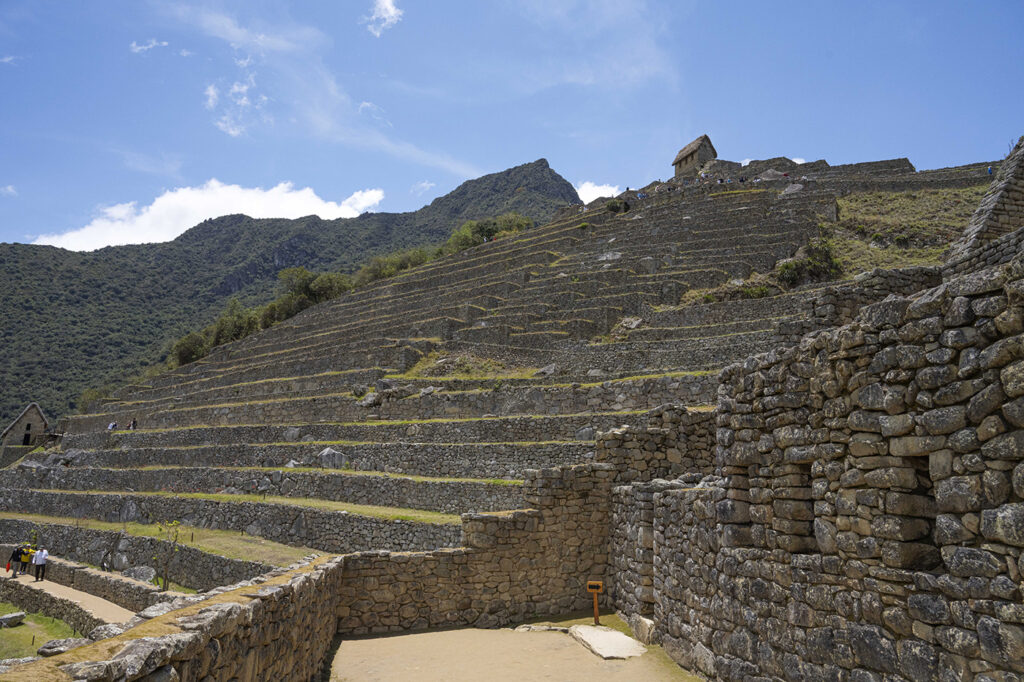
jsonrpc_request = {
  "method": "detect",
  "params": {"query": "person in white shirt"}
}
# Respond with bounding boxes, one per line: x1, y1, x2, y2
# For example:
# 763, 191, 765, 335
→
31, 547, 48, 582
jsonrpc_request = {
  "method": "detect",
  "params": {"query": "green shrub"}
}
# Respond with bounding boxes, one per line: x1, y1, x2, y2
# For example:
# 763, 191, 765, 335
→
739, 286, 771, 299
775, 239, 841, 288
606, 199, 628, 214
172, 331, 209, 366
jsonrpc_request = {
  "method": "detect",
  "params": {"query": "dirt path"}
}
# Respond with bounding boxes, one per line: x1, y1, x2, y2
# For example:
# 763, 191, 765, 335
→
330, 627, 700, 682
4, 573, 134, 624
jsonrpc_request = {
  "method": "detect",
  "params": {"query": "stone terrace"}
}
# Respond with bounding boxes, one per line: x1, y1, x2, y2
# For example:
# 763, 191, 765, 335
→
0, 148, 1008, 681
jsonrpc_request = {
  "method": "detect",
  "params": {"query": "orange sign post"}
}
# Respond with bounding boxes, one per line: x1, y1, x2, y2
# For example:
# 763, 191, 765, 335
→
586, 580, 604, 625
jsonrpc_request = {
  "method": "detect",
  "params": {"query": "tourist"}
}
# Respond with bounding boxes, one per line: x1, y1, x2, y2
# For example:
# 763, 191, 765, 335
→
988, 166, 993, 175
107, 421, 116, 431
7, 546, 20, 576
129, 418, 137, 430
32, 547, 48, 582
18, 545, 32, 575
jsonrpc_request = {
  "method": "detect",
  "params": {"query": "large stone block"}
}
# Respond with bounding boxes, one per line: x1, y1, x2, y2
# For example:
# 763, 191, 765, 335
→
980, 502, 1024, 547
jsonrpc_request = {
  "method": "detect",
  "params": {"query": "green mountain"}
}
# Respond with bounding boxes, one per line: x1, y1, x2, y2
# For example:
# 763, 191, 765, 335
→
0, 159, 579, 423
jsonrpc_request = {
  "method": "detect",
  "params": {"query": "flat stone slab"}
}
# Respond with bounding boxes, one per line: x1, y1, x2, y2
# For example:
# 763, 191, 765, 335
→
0, 611, 25, 628
568, 624, 647, 660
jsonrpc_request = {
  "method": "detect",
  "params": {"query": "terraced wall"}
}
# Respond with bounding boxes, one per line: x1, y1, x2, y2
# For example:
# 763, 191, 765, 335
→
0, 466, 521, 515
0, 490, 461, 555
2, 463, 614, 681
0, 519, 270, 591
0, 544, 175, 612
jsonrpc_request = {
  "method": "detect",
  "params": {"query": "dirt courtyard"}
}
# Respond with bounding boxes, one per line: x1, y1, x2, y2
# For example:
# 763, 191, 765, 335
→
330, 624, 700, 682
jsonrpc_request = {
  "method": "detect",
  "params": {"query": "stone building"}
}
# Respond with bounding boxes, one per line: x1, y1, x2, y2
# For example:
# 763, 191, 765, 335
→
672, 134, 717, 177
0, 402, 49, 465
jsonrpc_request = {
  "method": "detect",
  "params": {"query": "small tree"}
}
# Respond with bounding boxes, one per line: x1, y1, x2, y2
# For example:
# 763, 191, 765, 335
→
152, 520, 181, 592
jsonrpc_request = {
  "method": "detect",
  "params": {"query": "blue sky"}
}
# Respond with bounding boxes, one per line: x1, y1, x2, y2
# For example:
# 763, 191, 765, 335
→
1, 1, 1022, 250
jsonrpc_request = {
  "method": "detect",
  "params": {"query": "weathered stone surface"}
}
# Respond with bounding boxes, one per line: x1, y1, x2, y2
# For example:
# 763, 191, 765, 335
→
38, 638, 91, 657
0, 611, 25, 628
980, 503, 1024, 547
568, 625, 647, 659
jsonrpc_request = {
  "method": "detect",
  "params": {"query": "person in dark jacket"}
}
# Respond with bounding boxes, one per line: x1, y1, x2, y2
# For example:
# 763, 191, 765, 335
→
7, 546, 21, 576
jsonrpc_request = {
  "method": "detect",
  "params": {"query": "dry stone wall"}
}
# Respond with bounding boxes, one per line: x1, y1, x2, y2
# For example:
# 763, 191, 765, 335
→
0, 519, 270, 591
66, 441, 589, 479
0, 545, 175, 613
0, 466, 522, 515
0, 490, 461, 555
949, 136, 1024, 261
3, 463, 614, 681
605, 255, 1024, 680
0, 577, 105, 636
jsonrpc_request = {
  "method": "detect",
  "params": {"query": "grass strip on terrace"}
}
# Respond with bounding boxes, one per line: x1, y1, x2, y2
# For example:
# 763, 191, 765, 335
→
0, 512, 313, 566
27, 490, 462, 526
114, 409, 647, 433
121, 465, 524, 486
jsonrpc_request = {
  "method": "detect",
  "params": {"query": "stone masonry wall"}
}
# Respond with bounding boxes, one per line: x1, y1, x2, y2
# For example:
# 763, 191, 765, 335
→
0, 466, 523, 515
0, 519, 274, 591
69, 373, 717, 434
772, 266, 942, 347
0, 544, 176, 613
944, 225, 1024, 279
2, 463, 614, 681
949, 136, 1024, 261
0, 490, 461, 555
0, 576, 106, 636
640, 255, 1024, 680
595, 405, 714, 482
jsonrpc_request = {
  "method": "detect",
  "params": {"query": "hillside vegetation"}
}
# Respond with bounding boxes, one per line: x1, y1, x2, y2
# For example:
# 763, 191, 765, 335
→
0, 160, 578, 423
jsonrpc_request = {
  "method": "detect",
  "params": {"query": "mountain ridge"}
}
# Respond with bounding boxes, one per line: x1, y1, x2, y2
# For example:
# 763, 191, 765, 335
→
0, 159, 579, 423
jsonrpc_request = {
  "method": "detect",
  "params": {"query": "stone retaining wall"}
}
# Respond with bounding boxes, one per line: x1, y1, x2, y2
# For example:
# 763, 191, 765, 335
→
69, 373, 717, 434
944, 225, 1024, 279
0, 576, 105, 636
0, 545, 175, 613
0, 490, 461, 555
949, 136, 1024, 261
0, 466, 523, 515
596, 404, 714, 482
0, 519, 270, 592
2, 462, 615, 681
65, 441, 590, 479
772, 266, 942, 346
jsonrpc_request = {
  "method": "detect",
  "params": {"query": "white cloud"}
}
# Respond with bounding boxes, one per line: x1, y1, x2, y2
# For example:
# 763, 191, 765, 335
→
791, 157, 806, 164
32, 180, 385, 251
0, 185, 16, 197
179, 49, 194, 57
0, 56, 16, 64
130, 39, 169, 53
358, 101, 392, 127
740, 159, 752, 167
174, 7, 323, 53
364, 0, 403, 37
204, 84, 219, 110
575, 181, 619, 204
410, 180, 435, 196
216, 113, 245, 137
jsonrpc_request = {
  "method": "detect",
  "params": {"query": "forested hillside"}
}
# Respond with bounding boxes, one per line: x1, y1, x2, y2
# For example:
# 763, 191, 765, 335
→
0, 159, 578, 423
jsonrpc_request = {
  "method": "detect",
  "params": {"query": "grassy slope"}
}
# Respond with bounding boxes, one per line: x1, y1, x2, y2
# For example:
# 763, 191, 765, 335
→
0, 601, 77, 658
0, 512, 314, 566
830, 185, 985, 274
